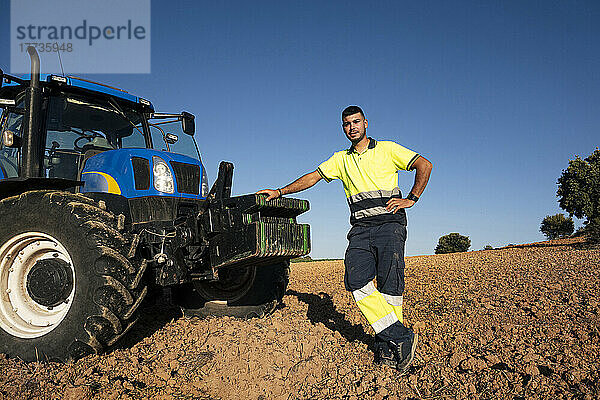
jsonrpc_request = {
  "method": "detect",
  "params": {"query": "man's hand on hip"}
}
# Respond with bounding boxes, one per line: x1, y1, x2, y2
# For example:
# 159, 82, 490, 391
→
386, 198, 415, 213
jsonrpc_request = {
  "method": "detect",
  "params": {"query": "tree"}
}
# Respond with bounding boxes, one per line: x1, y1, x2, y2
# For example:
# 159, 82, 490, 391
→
435, 233, 471, 254
557, 148, 600, 242
483, 245, 494, 250
586, 217, 600, 244
540, 214, 574, 240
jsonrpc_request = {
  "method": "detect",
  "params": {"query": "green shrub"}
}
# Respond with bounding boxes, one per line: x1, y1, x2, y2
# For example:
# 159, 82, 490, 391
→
435, 233, 471, 254
540, 214, 574, 240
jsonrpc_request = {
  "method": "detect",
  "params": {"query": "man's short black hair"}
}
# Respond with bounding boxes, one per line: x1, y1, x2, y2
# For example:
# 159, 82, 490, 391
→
342, 105, 365, 120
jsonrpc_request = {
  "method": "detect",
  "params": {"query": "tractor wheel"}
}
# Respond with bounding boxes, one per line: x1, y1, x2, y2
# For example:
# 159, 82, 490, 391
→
173, 262, 289, 319
0, 191, 147, 362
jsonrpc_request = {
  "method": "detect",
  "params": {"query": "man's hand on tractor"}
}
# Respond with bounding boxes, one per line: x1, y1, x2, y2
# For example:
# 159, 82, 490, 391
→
256, 189, 282, 201
256, 171, 323, 202
386, 197, 415, 213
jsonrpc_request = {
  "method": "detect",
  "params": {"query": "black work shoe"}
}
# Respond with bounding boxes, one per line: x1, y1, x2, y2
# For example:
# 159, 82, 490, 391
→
374, 343, 395, 367
389, 332, 418, 374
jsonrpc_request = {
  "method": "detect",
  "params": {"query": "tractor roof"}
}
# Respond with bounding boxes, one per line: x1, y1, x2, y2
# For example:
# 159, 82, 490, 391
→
1, 73, 154, 111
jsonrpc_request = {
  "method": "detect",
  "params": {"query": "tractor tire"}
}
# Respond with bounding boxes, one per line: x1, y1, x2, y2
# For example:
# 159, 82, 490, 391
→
173, 262, 289, 319
0, 190, 147, 362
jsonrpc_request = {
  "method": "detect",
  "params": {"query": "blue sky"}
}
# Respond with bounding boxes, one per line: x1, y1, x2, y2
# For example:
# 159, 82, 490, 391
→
1, 1, 598, 257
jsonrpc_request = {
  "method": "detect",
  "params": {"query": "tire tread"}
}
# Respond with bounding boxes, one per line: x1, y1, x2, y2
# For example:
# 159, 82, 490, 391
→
0, 190, 147, 360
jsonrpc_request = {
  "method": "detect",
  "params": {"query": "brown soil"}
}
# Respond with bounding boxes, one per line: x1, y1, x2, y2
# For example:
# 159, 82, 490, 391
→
1, 238, 599, 399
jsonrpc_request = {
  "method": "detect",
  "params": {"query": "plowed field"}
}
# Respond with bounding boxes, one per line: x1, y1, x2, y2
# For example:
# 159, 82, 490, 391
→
1, 237, 599, 399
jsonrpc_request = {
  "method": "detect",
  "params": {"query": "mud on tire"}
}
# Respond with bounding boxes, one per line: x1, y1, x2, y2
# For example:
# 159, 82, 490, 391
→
172, 262, 289, 319
0, 190, 147, 362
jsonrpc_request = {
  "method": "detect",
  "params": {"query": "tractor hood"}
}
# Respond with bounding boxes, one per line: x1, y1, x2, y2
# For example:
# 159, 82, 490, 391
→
80, 148, 206, 200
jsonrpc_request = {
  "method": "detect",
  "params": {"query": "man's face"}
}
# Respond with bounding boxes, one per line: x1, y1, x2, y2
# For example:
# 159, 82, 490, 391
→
342, 112, 368, 144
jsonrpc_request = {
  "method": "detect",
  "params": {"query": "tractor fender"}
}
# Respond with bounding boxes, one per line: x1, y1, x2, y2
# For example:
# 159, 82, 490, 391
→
0, 177, 81, 200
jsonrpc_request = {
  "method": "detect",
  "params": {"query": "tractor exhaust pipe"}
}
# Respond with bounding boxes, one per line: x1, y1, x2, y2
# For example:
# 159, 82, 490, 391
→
22, 46, 43, 178
27, 46, 40, 89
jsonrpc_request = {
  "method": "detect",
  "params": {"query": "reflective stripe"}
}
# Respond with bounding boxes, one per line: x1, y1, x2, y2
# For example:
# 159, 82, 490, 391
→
348, 187, 403, 220
382, 293, 404, 323
352, 281, 376, 303
353, 206, 389, 219
381, 294, 403, 307
371, 312, 399, 334
347, 188, 401, 204
392, 304, 403, 323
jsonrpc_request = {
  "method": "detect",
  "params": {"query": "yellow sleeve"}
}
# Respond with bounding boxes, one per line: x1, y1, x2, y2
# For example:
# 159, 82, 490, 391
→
317, 152, 341, 182
386, 141, 420, 171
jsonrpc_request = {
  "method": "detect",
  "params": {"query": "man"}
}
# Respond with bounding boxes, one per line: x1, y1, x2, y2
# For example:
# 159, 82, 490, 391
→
257, 105, 432, 373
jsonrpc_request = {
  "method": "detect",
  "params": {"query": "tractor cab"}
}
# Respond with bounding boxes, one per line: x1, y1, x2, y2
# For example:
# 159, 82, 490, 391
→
0, 68, 203, 199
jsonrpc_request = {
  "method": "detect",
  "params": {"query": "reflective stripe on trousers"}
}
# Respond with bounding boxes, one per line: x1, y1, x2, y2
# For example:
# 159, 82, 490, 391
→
382, 293, 403, 323
352, 281, 404, 333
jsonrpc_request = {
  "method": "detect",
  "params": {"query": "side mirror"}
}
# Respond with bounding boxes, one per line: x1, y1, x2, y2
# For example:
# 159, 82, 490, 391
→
181, 111, 195, 136
165, 133, 178, 144
2, 130, 22, 148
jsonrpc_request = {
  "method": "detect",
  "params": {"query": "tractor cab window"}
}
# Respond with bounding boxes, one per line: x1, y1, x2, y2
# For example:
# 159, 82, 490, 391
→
120, 122, 146, 148
44, 93, 146, 180
148, 119, 200, 161
0, 107, 24, 179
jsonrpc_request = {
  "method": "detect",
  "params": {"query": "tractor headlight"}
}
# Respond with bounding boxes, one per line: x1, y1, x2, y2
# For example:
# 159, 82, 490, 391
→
201, 165, 209, 197
152, 157, 174, 194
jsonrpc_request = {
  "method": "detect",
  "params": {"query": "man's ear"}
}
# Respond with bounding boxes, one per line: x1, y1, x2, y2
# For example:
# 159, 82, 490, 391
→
364, 119, 368, 128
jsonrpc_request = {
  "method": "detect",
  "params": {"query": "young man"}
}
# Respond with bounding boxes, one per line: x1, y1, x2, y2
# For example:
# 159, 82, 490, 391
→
257, 105, 432, 373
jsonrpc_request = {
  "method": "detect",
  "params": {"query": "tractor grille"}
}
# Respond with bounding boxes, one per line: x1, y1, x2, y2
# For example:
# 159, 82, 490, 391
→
170, 161, 200, 195
131, 157, 151, 190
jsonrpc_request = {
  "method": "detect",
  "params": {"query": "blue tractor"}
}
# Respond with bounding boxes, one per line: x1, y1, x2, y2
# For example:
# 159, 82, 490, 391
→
0, 47, 310, 361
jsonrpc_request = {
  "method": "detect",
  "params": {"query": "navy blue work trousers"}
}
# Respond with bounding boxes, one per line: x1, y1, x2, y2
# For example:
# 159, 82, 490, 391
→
344, 222, 412, 345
